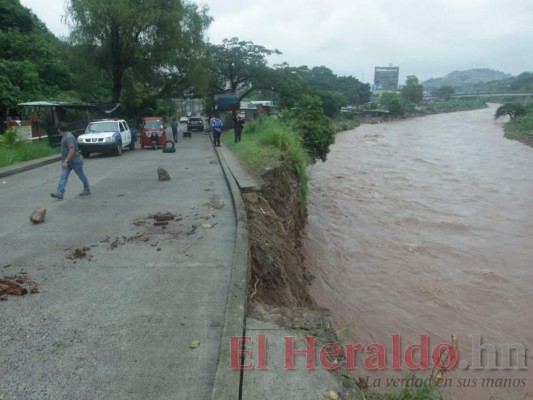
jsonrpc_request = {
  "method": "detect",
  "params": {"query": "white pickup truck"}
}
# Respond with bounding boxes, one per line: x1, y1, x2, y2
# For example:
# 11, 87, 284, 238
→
77, 119, 135, 157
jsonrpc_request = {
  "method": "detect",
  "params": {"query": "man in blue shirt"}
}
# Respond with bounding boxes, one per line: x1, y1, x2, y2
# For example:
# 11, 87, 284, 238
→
51, 122, 91, 199
210, 114, 223, 147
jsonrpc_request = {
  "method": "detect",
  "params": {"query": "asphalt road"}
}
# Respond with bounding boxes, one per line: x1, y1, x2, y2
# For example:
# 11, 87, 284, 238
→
0, 128, 236, 400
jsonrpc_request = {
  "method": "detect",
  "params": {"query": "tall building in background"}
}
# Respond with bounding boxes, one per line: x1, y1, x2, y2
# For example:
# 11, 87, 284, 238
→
373, 66, 400, 90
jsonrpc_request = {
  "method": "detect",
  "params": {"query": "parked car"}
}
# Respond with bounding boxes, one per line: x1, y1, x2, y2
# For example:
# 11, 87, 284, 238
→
140, 117, 167, 149
187, 117, 204, 132
77, 119, 135, 157
179, 116, 188, 124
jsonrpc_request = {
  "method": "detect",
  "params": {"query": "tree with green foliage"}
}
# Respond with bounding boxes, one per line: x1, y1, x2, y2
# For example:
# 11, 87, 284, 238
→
0, 0, 78, 131
379, 91, 405, 116
319, 91, 348, 118
494, 103, 526, 120
207, 37, 281, 101
305, 66, 338, 91
337, 75, 371, 105
401, 75, 424, 104
294, 95, 335, 163
269, 64, 311, 109
67, 0, 211, 103
304, 66, 370, 107
434, 85, 454, 100
508, 72, 533, 92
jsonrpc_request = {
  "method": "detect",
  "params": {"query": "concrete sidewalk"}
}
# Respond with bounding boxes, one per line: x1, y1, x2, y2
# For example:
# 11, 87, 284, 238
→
0, 154, 60, 178
242, 319, 346, 400
216, 144, 263, 192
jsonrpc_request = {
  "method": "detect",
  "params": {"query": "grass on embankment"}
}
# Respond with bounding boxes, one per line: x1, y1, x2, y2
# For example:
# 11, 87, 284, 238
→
222, 115, 310, 175
221, 115, 311, 202
0, 139, 59, 168
503, 111, 533, 143
355, 384, 443, 400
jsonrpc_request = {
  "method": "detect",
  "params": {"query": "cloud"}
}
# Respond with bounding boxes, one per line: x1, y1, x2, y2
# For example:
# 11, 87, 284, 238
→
18, 0, 533, 83
202, 0, 533, 82
19, 0, 69, 37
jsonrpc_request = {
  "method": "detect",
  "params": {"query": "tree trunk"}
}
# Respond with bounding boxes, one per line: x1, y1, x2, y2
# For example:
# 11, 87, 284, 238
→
110, 20, 123, 104
111, 67, 123, 104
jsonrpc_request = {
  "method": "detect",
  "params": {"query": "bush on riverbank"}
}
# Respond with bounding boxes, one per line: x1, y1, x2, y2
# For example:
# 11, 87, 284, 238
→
292, 94, 335, 163
503, 107, 533, 146
0, 131, 59, 167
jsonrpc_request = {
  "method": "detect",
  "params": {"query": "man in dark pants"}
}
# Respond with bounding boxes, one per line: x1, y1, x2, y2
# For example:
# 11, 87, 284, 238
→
210, 114, 223, 147
171, 118, 178, 142
50, 122, 91, 199
233, 115, 244, 143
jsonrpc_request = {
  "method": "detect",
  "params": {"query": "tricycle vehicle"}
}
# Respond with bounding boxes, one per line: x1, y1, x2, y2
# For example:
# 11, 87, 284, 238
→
140, 117, 167, 149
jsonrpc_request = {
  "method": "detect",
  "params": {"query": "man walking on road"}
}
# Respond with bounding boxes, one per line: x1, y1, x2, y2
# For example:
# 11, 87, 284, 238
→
50, 122, 91, 200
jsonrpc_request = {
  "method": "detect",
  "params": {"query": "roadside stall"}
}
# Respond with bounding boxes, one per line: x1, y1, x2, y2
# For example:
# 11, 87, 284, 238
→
17, 101, 120, 146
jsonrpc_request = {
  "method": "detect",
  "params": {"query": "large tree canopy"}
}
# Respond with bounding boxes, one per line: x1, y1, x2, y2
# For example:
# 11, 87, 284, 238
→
67, 0, 211, 103
0, 0, 75, 129
208, 37, 281, 100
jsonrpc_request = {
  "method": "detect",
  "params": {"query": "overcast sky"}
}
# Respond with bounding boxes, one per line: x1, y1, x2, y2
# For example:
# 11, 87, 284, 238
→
19, 0, 533, 84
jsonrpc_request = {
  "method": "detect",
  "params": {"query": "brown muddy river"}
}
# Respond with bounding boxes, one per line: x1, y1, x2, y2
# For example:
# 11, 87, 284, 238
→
303, 104, 532, 399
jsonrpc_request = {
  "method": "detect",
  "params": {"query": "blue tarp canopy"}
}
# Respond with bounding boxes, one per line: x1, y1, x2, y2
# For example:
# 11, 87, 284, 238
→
214, 92, 240, 111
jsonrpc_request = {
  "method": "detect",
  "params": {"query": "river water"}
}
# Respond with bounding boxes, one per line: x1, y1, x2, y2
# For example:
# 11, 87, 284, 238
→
303, 104, 532, 399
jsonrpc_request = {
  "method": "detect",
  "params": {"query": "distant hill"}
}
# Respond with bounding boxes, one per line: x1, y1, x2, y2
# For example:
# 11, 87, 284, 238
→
422, 68, 513, 90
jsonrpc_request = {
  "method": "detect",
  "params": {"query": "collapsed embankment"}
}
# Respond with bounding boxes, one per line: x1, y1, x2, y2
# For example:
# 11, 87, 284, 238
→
243, 165, 315, 309
241, 163, 345, 337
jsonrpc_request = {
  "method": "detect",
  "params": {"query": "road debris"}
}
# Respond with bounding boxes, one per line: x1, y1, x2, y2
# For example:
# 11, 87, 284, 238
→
203, 197, 225, 210
30, 207, 47, 223
151, 212, 175, 222
157, 167, 171, 181
328, 391, 339, 400
179, 245, 192, 255
0, 272, 39, 298
65, 247, 92, 261
187, 225, 197, 235
201, 223, 217, 229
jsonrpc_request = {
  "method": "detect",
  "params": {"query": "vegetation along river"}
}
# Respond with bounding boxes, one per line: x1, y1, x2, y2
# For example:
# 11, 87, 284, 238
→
303, 104, 532, 399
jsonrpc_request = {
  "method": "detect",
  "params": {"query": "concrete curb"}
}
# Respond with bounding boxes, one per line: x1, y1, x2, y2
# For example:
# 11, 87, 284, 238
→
210, 138, 250, 400
0, 155, 61, 179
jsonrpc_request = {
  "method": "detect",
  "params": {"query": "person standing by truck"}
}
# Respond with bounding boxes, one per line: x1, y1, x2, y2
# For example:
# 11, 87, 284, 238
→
50, 122, 91, 199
